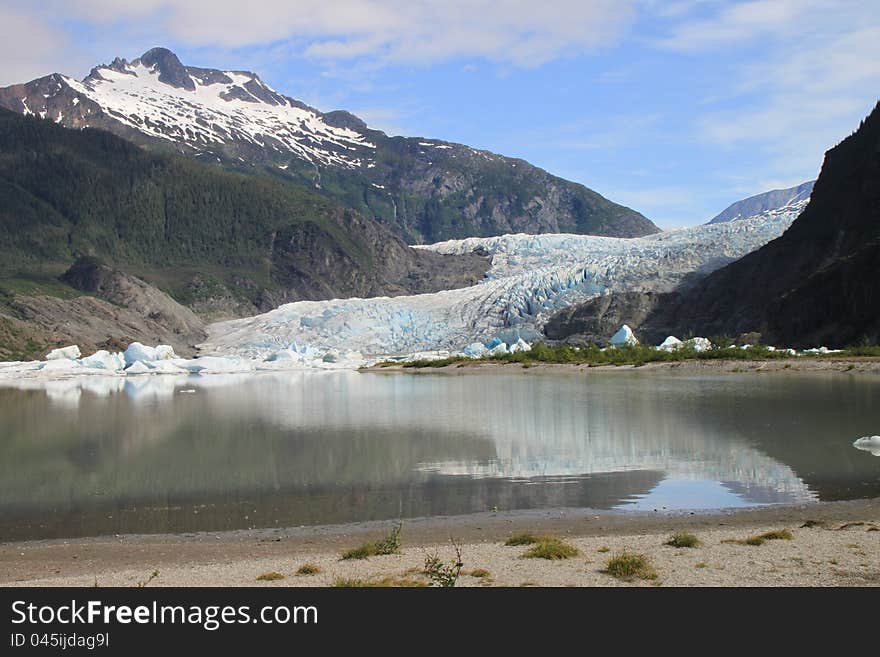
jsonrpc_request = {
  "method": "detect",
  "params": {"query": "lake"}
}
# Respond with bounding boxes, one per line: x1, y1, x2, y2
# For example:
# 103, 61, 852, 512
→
0, 370, 878, 541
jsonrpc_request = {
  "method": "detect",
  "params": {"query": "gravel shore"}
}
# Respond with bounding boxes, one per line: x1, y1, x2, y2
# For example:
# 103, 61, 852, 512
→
3, 499, 878, 587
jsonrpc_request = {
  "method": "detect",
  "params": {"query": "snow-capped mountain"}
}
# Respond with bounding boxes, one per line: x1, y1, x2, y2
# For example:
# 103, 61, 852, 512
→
708, 181, 814, 224
0, 47, 658, 243
4, 47, 372, 169
201, 206, 799, 360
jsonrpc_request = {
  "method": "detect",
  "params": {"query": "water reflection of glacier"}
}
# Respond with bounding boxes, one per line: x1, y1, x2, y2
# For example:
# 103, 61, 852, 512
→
5, 369, 864, 516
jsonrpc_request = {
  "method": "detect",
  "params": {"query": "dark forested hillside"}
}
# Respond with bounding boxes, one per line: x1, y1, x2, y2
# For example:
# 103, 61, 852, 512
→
0, 109, 488, 313
0, 48, 658, 243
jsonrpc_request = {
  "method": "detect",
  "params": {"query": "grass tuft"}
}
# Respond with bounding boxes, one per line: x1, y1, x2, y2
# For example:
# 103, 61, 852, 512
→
722, 529, 793, 546
521, 538, 579, 560
665, 531, 701, 548
295, 563, 321, 576
256, 571, 285, 581
340, 522, 402, 560
332, 576, 427, 588
602, 552, 658, 581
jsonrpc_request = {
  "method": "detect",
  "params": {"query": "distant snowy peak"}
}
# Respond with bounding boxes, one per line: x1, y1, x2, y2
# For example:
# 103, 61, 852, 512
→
6, 47, 374, 168
708, 181, 815, 224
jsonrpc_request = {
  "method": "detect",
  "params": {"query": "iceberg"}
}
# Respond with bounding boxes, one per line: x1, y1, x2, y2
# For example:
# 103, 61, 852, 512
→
683, 337, 712, 352
853, 435, 880, 456
610, 325, 638, 347
123, 342, 177, 365
80, 350, 126, 371
45, 345, 81, 360
509, 338, 532, 353
487, 342, 509, 356
462, 342, 488, 358
657, 336, 682, 351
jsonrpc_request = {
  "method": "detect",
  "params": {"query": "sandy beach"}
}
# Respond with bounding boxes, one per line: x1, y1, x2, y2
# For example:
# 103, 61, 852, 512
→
2, 499, 878, 587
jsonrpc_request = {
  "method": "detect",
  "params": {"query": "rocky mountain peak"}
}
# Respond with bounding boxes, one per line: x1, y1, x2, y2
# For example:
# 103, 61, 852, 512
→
135, 47, 195, 91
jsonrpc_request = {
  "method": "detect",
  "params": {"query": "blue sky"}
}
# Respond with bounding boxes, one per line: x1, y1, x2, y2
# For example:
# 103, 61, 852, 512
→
1, 1, 878, 228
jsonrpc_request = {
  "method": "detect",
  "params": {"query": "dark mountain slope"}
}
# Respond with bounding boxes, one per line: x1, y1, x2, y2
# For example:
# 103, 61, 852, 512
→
0, 47, 658, 243
0, 109, 489, 348
644, 101, 880, 347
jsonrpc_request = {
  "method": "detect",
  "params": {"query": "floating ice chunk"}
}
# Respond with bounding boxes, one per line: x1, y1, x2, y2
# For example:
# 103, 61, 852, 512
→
124, 360, 153, 375
45, 345, 81, 360
322, 349, 341, 363
124, 342, 155, 364
683, 337, 712, 352
780, 348, 797, 356
485, 337, 503, 349
487, 342, 509, 356
80, 350, 126, 371
154, 345, 177, 360
509, 338, 532, 353
124, 342, 177, 365
853, 435, 880, 456
610, 325, 638, 347
462, 342, 488, 358
657, 336, 682, 351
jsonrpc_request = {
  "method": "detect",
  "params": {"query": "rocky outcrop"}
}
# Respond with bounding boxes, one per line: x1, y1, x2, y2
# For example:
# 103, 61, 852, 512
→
60, 258, 206, 346
543, 292, 664, 345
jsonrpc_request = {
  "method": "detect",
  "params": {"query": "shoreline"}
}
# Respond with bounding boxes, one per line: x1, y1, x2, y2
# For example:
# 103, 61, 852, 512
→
3, 498, 878, 587
364, 356, 880, 375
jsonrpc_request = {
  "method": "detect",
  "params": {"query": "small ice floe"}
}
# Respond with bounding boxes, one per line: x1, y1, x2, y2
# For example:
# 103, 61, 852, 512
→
509, 338, 532, 353
80, 350, 126, 372
609, 324, 638, 347
657, 336, 682, 351
45, 345, 81, 360
487, 342, 509, 356
853, 436, 880, 456
802, 346, 843, 355
462, 342, 488, 358
178, 389, 197, 394
683, 337, 712, 352
123, 342, 177, 365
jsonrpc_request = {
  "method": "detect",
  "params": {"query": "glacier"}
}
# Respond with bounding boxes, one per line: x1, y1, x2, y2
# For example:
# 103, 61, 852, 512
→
0, 204, 804, 380
200, 208, 798, 362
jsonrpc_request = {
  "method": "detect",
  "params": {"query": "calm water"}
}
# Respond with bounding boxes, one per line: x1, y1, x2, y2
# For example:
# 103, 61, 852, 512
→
0, 370, 878, 541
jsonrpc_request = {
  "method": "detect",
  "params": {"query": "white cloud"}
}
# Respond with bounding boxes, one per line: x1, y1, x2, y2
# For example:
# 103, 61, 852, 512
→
38, 0, 636, 67
658, 1, 880, 193
0, 5, 73, 85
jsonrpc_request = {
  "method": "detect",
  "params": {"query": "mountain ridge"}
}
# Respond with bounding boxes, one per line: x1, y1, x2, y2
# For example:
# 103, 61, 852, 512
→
708, 180, 815, 224
0, 47, 658, 243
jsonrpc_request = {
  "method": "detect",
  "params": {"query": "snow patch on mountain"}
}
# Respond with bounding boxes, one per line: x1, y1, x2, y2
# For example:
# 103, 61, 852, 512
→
59, 61, 373, 168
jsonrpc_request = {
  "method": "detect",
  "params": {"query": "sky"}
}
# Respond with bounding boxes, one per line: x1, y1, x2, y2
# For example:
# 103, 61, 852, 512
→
0, 0, 878, 228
